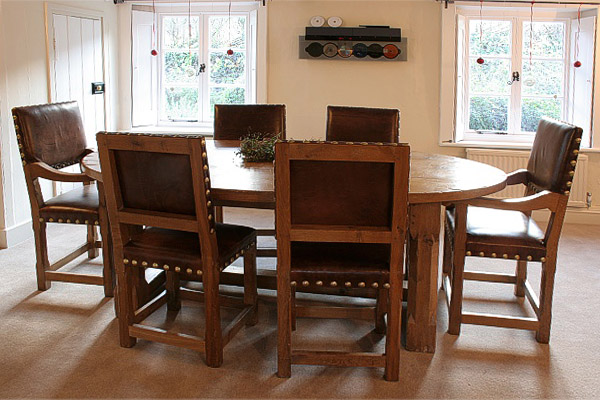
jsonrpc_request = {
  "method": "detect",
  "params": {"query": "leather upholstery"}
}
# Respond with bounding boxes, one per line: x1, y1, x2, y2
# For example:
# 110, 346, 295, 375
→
114, 150, 196, 216
326, 105, 400, 143
290, 160, 393, 227
446, 206, 546, 259
290, 242, 390, 286
527, 118, 583, 194
213, 104, 286, 140
39, 185, 100, 223
12, 101, 88, 168
122, 223, 256, 276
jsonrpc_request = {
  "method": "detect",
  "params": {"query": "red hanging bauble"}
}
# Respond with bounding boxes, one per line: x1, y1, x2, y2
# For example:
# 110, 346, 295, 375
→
574, 60, 582, 68
151, 49, 158, 56
477, 57, 485, 64
227, 49, 234, 55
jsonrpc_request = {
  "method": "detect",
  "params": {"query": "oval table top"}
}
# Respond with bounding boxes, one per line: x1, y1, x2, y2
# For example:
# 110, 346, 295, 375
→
82, 139, 507, 206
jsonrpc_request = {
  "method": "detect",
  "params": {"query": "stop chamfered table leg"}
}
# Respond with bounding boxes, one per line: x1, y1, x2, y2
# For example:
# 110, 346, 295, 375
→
406, 202, 442, 353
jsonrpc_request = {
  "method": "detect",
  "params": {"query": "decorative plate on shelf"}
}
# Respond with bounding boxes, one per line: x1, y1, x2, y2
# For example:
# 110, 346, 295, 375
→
310, 16, 325, 27
327, 16, 343, 27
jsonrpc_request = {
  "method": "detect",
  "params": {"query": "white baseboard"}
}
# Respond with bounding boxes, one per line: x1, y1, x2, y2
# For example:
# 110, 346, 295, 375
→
0, 219, 33, 249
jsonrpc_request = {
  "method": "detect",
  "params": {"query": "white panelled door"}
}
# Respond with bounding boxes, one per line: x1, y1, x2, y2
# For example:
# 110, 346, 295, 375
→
50, 13, 105, 144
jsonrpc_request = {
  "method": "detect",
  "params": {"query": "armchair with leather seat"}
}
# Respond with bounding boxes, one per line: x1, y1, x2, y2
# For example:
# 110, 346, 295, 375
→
12, 101, 113, 296
442, 117, 583, 343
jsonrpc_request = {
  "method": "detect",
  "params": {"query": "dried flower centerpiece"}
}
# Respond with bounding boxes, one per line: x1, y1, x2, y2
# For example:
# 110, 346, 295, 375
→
236, 133, 280, 162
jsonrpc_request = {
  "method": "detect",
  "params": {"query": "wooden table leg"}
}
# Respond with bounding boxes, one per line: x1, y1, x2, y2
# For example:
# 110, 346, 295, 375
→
406, 202, 441, 353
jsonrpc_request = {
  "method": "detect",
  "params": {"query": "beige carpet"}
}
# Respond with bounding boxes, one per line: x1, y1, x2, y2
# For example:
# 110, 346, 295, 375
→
1, 208, 599, 399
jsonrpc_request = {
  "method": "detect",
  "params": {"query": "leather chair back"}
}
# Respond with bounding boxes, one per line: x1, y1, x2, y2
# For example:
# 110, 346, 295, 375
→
326, 105, 400, 143
527, 117, 583, 194
12, 101, 88, 168
213, 104, 286, 140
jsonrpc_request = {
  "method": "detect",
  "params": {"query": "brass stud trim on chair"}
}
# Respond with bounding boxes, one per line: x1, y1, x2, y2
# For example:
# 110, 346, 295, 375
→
240, 249, 245, 255
203, 165, 208, 171
131, 260, 138, 266
316, 280, 323, 286
152, 263, 159, 268
174, 266, 181, 272
123, 259, 129, 264
141, 261, 148, 267
75, 219, 80, 224
202, 152, 207, 158
540, 257, 546, 262
358, 282, 366, 288
330, 281, 338, 287
206, 189, 210, 196
66, 219, 71, 223
58, 219, 64, 223
479, 252, 485, 257
371, 282, 379, 289
38, 218, 44, 222
569, 171, 575, 177
208, 214, 213, 220
573, 149, 579, 155
207, 201, 212, 207
491, 252, 497, 257
291, 281, 297, 286
84, 220, 89, 224
527, 255, 533, 261
575, 137, 582, 143
186, 268, 193, 274
302, 280, 309, 286
383, 283, 391, 289
210, 228, 215, 234
345, 281, 352, 287
514, 255, 520, 260
197, 270, 203, 275
466, 251, 472, 256
48, 218, 54, 222
566, 181, 572, 187
503, 253, 508, 259
570, 160, 577, 167
564, 191, 570, 196
205, 177, 210, 183
94, 221, 99, 225
163, 265, 170, 271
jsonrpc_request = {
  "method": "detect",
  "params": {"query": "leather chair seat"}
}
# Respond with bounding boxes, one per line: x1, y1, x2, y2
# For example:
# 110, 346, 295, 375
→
290, 242, 390, 286
446, 206, 546, 259
39, 185, 100, 223
122, 223, 256, 275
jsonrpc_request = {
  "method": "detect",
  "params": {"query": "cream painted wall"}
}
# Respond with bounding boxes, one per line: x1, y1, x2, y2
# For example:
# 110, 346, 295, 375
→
0, 0, 119, 247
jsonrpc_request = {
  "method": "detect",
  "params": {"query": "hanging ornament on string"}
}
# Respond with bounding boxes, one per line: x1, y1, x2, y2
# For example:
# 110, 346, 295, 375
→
524, 1, 536, 86
186, 0, 196, 78
150, 0, 158, 56
574, 3, 582, 68
476, 0, 484, 64
227, 2, 234, 55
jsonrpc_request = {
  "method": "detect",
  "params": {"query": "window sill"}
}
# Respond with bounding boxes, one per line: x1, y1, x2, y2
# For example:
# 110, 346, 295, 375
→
130, 126, 213, 135
440, 140, 600, 153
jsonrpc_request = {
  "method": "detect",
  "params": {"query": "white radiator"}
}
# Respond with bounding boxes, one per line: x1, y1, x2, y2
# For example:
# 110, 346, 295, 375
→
466, 149, 589, 208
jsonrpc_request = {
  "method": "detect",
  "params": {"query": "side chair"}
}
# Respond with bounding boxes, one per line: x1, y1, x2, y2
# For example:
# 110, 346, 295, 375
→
97, 132, 258, 367
442, 117, 583, 343
275, 140, 410, 381
326, 105, 400, 143
12, 101, 113, 296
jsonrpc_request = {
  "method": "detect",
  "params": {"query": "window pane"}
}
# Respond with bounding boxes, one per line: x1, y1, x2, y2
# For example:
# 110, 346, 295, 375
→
521, 98, 562, 132
163, 16, 199, 49
521, 60, 564, 96
469, 58, 511, 95
469, 20, 511, 56
209, 87, 245, 118
522, 21, 564, 59
209, 16, 246, 49
164, 51, 199, 84
469, 96, 509, 131
163, 87, 198, 120
210, 51, 245, 85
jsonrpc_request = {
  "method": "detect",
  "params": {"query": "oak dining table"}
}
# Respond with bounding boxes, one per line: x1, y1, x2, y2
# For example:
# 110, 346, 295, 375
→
82, 138, 507, 353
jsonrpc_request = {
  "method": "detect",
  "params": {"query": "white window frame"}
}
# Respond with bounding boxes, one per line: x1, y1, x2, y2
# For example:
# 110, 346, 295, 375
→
439, 2, 599, 150
130, 2, 264, 132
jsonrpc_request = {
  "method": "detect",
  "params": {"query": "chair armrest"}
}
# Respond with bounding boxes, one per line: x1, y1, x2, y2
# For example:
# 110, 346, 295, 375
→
467, 190, 564, 213
506, 169, 528, 186
28, 162, 94, 183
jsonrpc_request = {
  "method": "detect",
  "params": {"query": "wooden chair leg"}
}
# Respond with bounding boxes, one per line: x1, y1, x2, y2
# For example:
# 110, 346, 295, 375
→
87, 224, 100, 259
515, 260, 527, 297
375, 287, 388, 334
291, 287, 297, 331
384, 285, 400, 381
244, 244, 258, 326
33, 220, 50, 291
204, 263, 223, 368
166, 271, 181, 311
536, 257, 556, 344
97, 197, 114, 297
117, 261, 136, 348
277, 256, 292, 378
448, 203, 467, 336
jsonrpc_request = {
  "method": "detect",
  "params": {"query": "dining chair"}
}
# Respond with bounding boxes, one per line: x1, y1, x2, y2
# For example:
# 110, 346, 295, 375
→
213, 104, 286, 140
12, 101, 113, 296
275, 140, 410, 381
326, 105, 400, 143
97, 132, 258, 367
442, 117, 583, 343
213, 103, 286, 257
